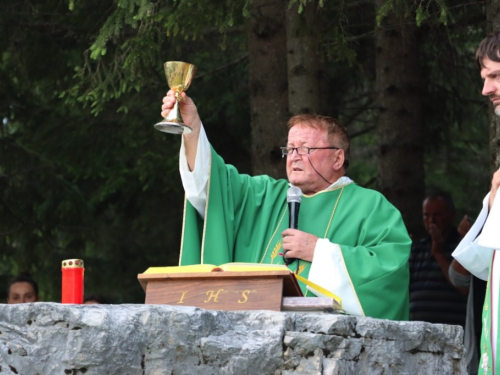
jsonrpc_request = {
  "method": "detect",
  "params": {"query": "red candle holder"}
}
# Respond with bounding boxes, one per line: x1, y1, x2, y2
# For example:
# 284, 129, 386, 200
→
61, 259, 84, 304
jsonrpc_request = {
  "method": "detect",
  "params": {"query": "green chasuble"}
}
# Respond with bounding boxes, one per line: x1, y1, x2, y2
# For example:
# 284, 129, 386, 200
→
479, 261, 493, 375
478, 252, 497, 374
180, 147, 411, 321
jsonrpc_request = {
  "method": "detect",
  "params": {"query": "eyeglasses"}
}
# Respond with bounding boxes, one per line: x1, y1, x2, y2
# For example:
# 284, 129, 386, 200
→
280, 146, 339, 156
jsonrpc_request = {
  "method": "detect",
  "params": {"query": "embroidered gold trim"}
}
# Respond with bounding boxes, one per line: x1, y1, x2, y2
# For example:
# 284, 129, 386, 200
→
296, 263, 306, 276
295, 186, 345, 277
260, 207, 288, 263
179, 195, 188, 265
337, 243, 365, 316
200, 151, 212, 264
261, 185, 347, 283
270, 242, 282, 264
323, 186, 345, 237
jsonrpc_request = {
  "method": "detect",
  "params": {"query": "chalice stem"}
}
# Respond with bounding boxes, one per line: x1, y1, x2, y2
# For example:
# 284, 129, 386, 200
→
165, 99, 183, 124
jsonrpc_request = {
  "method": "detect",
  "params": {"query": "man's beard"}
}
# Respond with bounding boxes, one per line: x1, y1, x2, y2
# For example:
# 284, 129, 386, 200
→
491, 96, 500, 116
495, 105, 500, 116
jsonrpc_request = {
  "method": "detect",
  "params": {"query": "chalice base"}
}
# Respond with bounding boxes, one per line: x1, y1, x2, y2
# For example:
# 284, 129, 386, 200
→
154, 121, 193, 135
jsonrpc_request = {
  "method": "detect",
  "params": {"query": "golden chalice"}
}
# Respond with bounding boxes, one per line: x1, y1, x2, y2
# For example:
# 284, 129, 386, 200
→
154, 61, 197, 134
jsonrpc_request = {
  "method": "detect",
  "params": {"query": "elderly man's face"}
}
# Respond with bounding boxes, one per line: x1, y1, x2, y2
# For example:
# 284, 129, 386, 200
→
286, 123, 343, 195
481, 57, 500, 116
423, 197, 455, 237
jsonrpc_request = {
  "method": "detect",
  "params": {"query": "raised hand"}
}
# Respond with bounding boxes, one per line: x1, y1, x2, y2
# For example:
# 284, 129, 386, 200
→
429, 223, 444, 257
457, 215, 472, 237
161, 90, 201, 135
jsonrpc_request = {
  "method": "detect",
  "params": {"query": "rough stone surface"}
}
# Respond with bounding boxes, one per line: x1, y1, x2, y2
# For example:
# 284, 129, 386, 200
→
0, 303, 466, 374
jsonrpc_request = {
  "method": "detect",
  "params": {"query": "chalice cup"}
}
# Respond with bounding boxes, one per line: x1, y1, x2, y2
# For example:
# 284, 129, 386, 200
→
154, 61, 197, 135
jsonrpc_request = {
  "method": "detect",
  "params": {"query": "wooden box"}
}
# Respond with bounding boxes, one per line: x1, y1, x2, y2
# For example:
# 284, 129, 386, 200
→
138, 270, 303, 311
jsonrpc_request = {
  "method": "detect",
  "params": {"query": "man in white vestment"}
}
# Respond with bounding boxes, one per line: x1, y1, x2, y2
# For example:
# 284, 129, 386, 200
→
452, 28, 500, 374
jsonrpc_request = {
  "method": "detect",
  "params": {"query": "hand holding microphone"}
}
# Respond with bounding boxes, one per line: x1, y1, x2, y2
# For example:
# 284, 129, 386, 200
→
283, 186, 302, 266
282, 186, 318, 265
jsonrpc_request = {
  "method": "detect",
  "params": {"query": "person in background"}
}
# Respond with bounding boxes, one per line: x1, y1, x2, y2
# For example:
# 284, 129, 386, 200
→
84, 294, 109, 304
409, 191, 468, 326
6, 273, 40, 304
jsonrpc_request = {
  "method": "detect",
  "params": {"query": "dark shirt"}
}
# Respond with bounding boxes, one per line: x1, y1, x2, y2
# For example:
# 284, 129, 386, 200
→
409, 227, 468, 326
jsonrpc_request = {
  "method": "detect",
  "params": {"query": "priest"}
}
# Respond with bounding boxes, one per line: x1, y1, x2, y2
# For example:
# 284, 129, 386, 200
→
160, 92, 411, 320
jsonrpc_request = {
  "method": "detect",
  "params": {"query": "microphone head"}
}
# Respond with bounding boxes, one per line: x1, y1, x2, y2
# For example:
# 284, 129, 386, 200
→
287, 186, 302, 204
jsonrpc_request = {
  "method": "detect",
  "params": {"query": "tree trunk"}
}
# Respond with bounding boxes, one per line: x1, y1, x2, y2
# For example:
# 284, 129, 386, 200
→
248, 0, 289, 178
375, 1, 425, 238
487, 0, 500, 171
286, 2, 322, 115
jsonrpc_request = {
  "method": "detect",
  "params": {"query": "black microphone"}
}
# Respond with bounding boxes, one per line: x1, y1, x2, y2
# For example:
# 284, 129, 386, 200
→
287, 186, 302, 229
284, 186, 302, 267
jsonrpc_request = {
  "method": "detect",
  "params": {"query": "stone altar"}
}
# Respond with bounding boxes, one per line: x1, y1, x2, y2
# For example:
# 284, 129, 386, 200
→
0, 303, 465, 374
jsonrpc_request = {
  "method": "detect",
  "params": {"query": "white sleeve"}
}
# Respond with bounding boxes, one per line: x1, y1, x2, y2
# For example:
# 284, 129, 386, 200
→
308, 238, 364, 316
452, 193, 493, 281
452, 237, 493, 281
179, 125, 210, 219
479, 190, 500, 249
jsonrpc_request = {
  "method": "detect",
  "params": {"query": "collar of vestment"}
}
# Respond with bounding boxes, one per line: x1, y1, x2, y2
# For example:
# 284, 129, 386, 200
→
291, 176, 353, 197
327, 176, 353, 190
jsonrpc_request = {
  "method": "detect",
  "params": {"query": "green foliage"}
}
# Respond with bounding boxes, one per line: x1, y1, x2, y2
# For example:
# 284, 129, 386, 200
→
0, 0, 251, 303
288, 0, 325, 14
419, 10, 489, 216
0, 83, 186, 303
88, 0, 155, 60
319, 0, 489, 221
59, 0, 254, 115
376, 0, 452, 27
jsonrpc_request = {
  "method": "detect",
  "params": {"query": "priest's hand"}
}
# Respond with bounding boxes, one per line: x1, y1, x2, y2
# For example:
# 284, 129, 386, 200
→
161, 90, 201, 134
161, 90, 202, 170
489, 168, 500, 210
281, 229, 318, 262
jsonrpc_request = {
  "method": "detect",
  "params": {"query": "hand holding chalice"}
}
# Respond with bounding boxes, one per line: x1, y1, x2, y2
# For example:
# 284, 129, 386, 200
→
154, 61, 197, 135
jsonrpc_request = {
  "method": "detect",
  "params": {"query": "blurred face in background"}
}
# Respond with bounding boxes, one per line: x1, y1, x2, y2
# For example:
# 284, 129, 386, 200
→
7, 282, 39, 304
423, 197, 455, 237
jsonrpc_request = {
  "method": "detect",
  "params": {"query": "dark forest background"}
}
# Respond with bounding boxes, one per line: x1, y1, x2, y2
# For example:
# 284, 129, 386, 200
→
0, 0, 497, 303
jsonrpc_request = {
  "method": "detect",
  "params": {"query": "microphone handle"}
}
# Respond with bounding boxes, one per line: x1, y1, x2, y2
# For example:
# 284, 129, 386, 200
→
286, 202, 300, 265
288, 202, 300, 229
